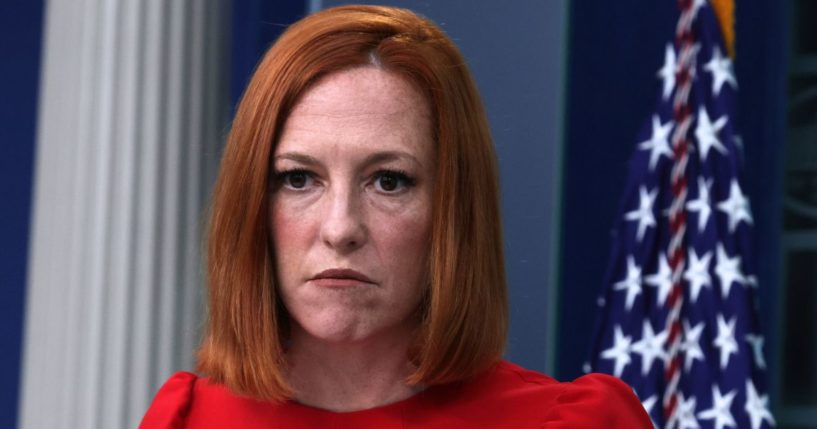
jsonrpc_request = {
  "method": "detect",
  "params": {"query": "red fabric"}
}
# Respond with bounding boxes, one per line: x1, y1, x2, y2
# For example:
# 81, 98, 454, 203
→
140, 361, 653, 428
140, 372, 197, 428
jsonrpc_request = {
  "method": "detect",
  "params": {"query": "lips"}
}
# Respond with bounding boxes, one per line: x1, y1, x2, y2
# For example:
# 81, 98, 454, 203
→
310, 268, 375, 287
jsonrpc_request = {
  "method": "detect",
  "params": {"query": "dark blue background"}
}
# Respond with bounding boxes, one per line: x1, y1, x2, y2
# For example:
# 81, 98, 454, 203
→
0, 1, 44, 428
231, 0, 306, 112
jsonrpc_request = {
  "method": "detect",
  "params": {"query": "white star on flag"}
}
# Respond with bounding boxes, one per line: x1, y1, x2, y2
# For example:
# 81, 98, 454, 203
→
704, 46, 737, 96
713, 314, 739, 369
677, 393, 701, 429
641, 395, 659, 428
601, 325, 633, 377
625, 186, 658, 241
639, 115, 674, 170
645, 253, 673, 306
686, 177, 713, 232
715, 244, 745, 298
698, 385, 737, 429
746, 274, 759, 288
631, 320, 668, 375
717, 179, 753, 232
681, 320, 706, 371
684, 248, 713, 303
694, 107, 728, 162
657, 43, 677, 100
614, 256, 643, 311
745, 334, 767, 370
744, 380, 775, 429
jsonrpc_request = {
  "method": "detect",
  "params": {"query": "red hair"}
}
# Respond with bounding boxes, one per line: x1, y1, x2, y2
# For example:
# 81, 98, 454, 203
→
197, 5, 507, 401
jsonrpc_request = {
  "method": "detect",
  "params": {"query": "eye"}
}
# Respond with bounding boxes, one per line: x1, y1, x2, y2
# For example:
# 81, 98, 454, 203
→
275, 169, 315, 190
373, 170, 415, 193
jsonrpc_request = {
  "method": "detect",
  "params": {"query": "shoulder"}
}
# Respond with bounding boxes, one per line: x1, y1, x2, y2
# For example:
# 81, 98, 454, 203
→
140, 372, 199, 429
439, 361, 652, 428
140, 371, 297, 428
541, 371, 654, 428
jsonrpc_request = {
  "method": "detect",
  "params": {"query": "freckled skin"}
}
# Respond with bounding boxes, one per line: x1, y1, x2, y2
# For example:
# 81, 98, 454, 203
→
270, 66, 434, 346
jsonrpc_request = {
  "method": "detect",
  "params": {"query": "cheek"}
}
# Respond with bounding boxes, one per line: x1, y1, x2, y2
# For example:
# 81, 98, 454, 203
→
373, 206, 432, 279
270, 200, 314, 275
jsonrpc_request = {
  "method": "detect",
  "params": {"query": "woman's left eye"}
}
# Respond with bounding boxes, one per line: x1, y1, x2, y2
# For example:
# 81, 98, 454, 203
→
373, 170, 415, 193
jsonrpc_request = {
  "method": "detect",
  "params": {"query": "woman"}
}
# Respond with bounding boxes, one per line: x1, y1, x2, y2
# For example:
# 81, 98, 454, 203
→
141, 5, 652, 428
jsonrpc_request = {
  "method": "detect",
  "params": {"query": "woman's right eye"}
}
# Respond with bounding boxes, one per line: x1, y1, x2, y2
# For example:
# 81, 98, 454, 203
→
276, 170, 314, 190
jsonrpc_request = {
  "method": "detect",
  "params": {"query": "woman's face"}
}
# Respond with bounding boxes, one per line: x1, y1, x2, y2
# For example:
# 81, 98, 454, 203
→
270, 66, 434, 345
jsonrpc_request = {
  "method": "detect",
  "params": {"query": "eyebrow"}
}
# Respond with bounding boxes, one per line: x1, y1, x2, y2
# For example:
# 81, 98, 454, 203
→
274, 152, 321, 166
274, 151, 423, 169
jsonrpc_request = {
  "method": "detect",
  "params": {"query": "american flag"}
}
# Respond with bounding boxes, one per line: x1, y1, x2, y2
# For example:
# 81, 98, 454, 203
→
586, 1, 775, 429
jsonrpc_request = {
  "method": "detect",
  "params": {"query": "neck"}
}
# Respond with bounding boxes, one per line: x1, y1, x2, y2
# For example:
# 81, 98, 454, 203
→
286, 326, 422, 412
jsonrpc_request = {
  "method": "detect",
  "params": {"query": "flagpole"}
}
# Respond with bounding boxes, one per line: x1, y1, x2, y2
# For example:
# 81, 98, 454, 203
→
663, 0, 697, 427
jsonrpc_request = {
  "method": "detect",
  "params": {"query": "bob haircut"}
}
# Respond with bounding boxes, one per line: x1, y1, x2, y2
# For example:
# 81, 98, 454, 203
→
198, 4, 507, 401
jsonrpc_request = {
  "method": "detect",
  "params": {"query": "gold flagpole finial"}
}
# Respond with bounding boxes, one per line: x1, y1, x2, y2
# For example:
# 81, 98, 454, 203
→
709, 0, 736, 58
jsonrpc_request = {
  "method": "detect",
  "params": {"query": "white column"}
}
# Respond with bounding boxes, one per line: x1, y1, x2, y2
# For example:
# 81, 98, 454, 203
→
19, 0, 229, 428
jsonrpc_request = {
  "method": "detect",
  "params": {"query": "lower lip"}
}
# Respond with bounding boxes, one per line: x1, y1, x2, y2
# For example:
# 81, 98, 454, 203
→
311, 278, 374, 288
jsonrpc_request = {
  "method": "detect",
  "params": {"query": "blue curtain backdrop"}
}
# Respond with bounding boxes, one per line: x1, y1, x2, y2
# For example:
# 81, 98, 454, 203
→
0, 1, 44, 428
230, 0, 306, 113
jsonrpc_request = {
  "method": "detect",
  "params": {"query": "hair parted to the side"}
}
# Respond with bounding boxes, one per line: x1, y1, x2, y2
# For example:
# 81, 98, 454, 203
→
197, 4, 507, 401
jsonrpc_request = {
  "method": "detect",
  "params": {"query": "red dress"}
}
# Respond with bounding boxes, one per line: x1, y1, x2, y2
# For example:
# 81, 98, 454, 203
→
140, 361, 653, 428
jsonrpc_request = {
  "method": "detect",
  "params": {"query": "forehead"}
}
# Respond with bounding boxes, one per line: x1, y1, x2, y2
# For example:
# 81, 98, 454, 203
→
275, 67, 433, 157
296, 66, 428, 117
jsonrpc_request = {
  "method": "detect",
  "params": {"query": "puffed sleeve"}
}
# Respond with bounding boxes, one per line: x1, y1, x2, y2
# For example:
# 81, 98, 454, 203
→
139, 372, 198, 429
542, 373, 653, 428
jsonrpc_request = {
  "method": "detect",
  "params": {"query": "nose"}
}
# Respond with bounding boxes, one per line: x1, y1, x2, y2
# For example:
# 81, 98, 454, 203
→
319, 185, 367, 253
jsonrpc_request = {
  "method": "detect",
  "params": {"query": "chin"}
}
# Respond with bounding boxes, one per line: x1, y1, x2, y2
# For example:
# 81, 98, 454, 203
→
296, 312, 372, 343
296, 311, 418, 346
